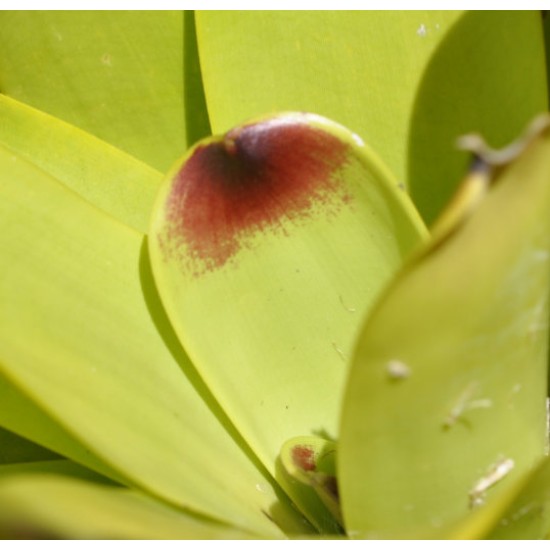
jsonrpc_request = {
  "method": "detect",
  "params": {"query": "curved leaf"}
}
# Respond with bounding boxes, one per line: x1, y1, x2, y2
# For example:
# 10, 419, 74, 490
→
0, 428, 60, 465
0, 374, 124, 483
339, 117, 550, 538
149, 112, 426, 527
486, 454, 550, 539
407, 11, 547, 223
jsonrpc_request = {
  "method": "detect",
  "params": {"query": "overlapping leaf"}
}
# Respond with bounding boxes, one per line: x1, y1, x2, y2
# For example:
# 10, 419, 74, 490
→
0, 143, 308, 537
0, 11, 210, 171
196, 11, 546, 223
149, 112, 426, 526
0, 94, 161, 232
0, 471, 253, 539
339, 117, 550, 538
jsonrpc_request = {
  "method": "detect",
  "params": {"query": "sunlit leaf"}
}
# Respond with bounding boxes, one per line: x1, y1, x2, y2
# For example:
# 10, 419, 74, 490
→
0, 94, 161, 232
0, 374, 124, 483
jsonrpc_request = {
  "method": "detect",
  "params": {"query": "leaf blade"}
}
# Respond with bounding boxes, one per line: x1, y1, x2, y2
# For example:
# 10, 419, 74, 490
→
339, 118, 550, 538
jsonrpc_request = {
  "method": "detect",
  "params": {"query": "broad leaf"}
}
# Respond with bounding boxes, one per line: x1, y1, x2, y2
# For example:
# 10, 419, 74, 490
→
149, 112, 426, 528
339, 117, 550, 538
0, 374, 124, 483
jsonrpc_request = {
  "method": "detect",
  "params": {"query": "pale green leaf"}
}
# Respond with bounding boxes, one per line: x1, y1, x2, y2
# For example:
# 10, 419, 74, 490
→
339, 117, 550, 538
0, 374, 125, 483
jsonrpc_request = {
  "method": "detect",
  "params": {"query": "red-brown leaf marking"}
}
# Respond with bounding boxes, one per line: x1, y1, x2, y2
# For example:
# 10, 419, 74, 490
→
161, 116, 351, 275
292, 445, 316, 472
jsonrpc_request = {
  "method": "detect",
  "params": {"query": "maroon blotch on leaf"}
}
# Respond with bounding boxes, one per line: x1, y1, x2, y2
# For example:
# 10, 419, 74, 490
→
160, 115, 352, 275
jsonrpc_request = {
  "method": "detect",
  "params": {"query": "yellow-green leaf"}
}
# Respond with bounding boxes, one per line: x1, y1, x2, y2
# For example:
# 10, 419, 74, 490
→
196, 11, 546, 223
0, 94, 161, 233
339, 116, 550, 538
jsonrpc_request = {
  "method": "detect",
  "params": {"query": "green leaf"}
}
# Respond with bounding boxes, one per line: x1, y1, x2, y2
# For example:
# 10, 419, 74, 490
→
0, 472, 255, 539
0, 11, 210, 171
196, 11, 547, 224
339, 116, 550, 538
0, 143, 307, 538
280, 436, 341, 526
0, 94, 161, 233
407, 11, 547, 223
0, 459, 118, 485
148, 112, 426, 528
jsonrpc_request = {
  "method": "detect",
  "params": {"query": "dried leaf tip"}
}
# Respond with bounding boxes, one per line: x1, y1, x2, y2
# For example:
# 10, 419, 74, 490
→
456, 114, 550, 169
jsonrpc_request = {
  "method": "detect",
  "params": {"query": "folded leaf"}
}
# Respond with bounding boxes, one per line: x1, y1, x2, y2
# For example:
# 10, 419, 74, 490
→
339, 117, 550, 538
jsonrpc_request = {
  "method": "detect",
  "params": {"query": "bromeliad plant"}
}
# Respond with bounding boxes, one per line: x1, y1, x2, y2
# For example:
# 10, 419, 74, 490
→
0, 10, 550, 539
